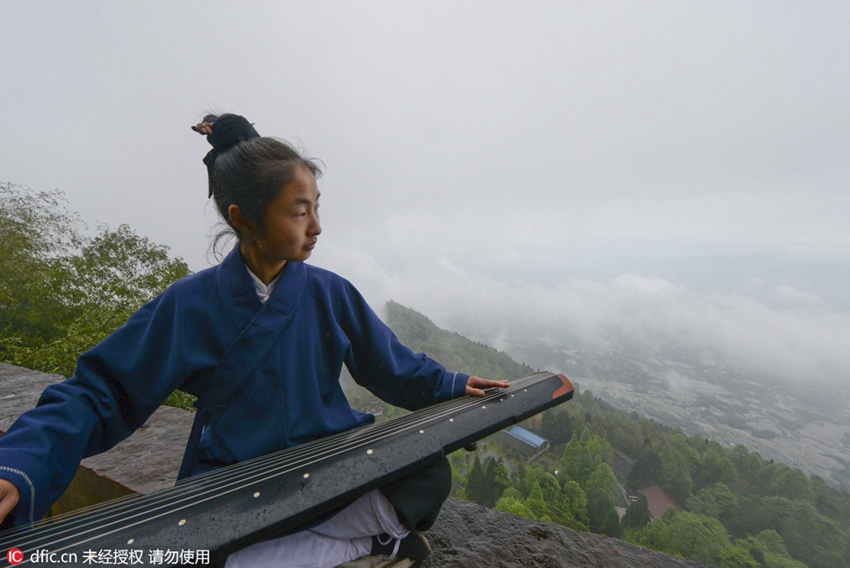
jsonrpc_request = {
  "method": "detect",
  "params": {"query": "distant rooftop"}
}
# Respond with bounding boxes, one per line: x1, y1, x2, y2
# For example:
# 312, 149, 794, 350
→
638, 484, 682, 519
499, 426, 551, 462
504, 426, 548, 448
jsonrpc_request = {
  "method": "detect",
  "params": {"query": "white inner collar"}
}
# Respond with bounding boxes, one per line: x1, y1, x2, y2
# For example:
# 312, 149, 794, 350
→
246, 267, 283, 304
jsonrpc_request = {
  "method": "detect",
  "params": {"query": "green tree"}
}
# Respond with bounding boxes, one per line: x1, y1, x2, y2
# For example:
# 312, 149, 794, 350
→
69, 224, 189, 310
586, 462, 620, 506
495, 487, 535, 521
770, 465, 815, 504
598, 507, 623, 538
525, 481, 549, 521
627, 443, 662, 491
524, 468, 561, 507
585, 429, 614, 466
628, 509, 740, 566
727, 494, 770, 541
762, 496, 848, 568
0, 183, 82, 346
687, 482, 740, 524
540, 408, 574, 444
465, 455, 486, 505
480, 457, 507, 507
728, 445, 766, 487
0, 184, 192, 408
559, 480, 589, 527
492, 459, 510, 492
579, 424, 593, 444
585, 462, 620, 534
4, 225, 190, 377
811, 475, 850, 529
659, 432, 700, 504
622, 493, 651, 530
695, 446, 739, 490
743, 530, 808, 568
718, 542, 761, 568
560, 432, 598, 488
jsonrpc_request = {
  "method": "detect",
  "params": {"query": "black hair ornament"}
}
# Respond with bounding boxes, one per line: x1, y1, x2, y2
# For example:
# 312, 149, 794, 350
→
193, 114, 261, 198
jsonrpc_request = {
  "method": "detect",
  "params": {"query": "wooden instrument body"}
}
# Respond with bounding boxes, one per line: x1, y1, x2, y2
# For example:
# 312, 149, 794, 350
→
0, 372, 573, 566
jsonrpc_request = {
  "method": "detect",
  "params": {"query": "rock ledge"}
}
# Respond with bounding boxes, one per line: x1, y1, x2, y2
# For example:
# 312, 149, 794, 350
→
419, 497, 710, 568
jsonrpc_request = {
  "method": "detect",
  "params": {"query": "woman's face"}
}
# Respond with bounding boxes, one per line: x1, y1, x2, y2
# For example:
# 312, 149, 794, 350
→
256, 164, 322, 263
237, 164, 322, 279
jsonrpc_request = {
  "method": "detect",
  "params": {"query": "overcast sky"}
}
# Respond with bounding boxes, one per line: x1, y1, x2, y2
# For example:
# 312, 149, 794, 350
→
3, 1, 849, 386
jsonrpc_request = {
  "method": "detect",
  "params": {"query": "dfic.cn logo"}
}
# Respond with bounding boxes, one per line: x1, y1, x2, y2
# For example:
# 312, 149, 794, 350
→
6, 548, 23, 565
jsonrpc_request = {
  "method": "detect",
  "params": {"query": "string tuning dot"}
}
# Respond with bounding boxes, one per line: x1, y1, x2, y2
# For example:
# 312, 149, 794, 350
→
303, 473, 310, 479
367, 449, 373, 455
178, 519, 186, 526
253, 492, 260, 498
127, 539, 134, 545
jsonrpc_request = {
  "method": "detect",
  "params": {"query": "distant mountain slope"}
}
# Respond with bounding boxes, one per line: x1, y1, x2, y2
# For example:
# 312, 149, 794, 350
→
379, 302, 850, 568
383, 300, 536, 381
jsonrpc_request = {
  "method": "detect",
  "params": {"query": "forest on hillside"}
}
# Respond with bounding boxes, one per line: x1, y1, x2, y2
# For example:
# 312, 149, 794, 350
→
0, 183, 193, 408
384, 301, 850, 568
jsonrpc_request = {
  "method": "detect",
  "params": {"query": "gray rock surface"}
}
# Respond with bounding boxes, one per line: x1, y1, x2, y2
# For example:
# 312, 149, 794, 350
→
0, 362, 192, 494
419, 497, 710, 568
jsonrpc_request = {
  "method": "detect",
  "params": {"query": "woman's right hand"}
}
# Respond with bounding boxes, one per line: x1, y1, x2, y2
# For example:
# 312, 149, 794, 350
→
0, 479, 20, 525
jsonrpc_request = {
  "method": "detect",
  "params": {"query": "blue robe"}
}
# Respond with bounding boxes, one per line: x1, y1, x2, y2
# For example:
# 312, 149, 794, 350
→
0, 248, 469, 525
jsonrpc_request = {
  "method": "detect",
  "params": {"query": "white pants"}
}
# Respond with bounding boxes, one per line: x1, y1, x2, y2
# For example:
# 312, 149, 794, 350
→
225, 489, 409, 568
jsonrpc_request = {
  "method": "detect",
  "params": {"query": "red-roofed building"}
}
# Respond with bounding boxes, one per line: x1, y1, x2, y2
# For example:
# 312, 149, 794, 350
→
637, 485, 682, 519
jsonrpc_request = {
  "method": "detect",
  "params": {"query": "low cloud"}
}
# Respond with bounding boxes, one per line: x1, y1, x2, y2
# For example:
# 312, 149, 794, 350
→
317, 240, 850, 387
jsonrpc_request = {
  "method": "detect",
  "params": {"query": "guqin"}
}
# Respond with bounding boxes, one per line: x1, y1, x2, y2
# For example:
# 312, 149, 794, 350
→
0, 372, 573, 566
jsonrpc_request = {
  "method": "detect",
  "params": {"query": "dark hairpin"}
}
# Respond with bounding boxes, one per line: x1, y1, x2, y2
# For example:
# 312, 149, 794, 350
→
194, 114, 261, 198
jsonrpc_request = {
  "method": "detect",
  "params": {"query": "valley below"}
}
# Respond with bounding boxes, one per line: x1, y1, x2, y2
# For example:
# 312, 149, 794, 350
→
511, 344, 850, 488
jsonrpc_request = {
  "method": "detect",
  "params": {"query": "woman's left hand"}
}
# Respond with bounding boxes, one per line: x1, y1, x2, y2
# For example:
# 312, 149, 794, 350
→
465, 375, 510, 397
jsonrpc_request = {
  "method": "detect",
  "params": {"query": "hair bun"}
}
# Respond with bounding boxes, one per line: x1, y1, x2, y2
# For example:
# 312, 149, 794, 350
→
205, 114, 260, 152
194, 114, 261, 197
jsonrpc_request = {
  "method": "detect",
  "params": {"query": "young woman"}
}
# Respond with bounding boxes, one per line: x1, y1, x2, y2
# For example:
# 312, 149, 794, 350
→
0, 114, 507, 566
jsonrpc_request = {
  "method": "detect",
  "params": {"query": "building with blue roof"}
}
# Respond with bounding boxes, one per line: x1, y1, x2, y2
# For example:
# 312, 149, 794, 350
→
499, 425, 551, 462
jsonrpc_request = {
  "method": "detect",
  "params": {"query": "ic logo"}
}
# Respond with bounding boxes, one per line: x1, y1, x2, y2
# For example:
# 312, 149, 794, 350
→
6, 548, 23, 565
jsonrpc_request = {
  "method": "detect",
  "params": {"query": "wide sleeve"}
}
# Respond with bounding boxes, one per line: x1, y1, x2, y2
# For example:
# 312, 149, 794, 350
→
336, 281, 469, 411
0, 285, 218, 526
